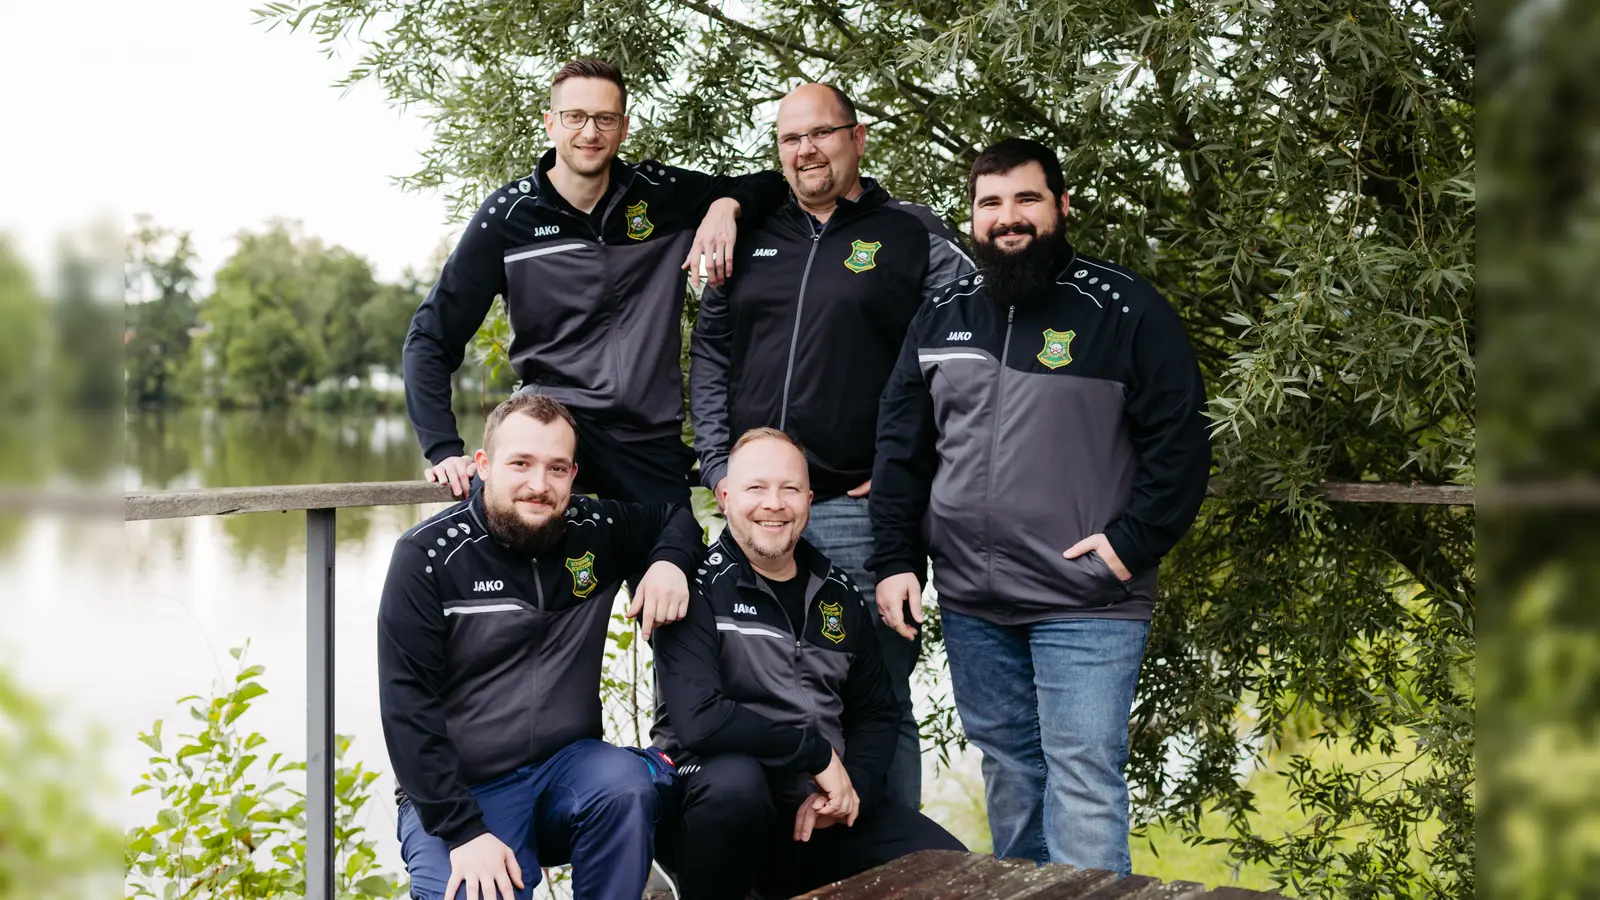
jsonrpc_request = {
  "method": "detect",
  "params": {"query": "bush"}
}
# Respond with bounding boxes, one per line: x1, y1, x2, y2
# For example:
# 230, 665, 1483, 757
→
124, 645, 403, 900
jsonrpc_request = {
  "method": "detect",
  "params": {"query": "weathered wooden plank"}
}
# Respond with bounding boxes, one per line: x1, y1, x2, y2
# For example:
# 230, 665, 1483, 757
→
1314, 481, 1472, 505
1073, 876, 1162, 899
1198, 888, 1286, 899
0, 486, 122, 517
792, 849, 983, 899
956, 860, 1091, 900
878, 855, 1030, 900
1122, 881, 1209, 900
121, 477, 1476, 523
1015, 868, 1124, 899
125, 480, 456, 520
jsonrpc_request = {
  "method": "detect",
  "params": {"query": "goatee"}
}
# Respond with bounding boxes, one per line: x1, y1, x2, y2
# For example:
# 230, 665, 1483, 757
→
485, 500, 568, 557
974, 223, 1069, 308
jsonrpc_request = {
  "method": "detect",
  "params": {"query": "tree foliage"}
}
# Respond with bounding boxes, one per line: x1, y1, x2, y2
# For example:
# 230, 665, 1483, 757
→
156, 220, 428, 408
263, 0, 1475, 894
126, 217, 201, 408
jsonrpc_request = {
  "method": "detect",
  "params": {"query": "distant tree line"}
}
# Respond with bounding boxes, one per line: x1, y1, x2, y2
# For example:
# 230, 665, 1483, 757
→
123, 216, 497, 410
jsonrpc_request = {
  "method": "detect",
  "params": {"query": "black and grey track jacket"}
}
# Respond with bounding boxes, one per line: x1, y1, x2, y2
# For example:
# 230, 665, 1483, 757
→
869, 245, 1210, 624
377, 482, 702, 847
650, 531, 899, 812
404, 148, 787, 465
689, 180, 974, 500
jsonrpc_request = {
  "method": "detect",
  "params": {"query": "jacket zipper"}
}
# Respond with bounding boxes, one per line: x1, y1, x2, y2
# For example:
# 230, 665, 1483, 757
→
756, 571, 820, 734
985, 306, 1015, 598
531, 559, 545, 611
778, 218, 827, 430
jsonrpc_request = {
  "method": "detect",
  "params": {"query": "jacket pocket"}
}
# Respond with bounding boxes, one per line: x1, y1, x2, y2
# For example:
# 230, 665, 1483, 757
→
1054, 551, 1131, 609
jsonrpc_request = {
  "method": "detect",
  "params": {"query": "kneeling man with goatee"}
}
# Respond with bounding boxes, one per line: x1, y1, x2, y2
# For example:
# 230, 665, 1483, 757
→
651, 428, 964, 900
378, 394, 702, 900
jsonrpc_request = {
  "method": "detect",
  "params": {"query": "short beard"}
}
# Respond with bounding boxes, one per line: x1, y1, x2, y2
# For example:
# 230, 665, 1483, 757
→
974, 222, 1069, 308
729, 518, 799, 564
793, 169, 836, 201
484, 496, 568, 557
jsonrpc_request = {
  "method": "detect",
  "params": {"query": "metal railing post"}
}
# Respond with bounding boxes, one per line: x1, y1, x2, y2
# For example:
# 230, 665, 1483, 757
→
306, 508, 336, 900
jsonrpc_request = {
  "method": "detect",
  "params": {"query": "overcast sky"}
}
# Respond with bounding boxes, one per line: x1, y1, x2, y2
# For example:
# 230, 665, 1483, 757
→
2, 0, 453, 287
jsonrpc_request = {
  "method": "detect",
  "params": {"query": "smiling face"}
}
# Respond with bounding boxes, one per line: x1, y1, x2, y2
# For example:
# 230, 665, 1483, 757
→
971, 160, 1069, 254
544, 76, 629, 177
775, 84, 865, 208
474, 412, 577, 551
722, 435, 812, 566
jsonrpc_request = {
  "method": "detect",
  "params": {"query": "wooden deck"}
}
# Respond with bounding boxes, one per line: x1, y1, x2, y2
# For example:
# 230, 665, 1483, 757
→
791, 850, 1287, 899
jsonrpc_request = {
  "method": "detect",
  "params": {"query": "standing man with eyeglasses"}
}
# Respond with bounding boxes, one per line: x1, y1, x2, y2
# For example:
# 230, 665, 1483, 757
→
406, 58, 788, 506
688, 83, 974, 810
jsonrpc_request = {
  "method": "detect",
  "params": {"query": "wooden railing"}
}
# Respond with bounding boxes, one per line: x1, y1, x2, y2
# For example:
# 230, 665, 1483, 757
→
112, 478, 1478, 900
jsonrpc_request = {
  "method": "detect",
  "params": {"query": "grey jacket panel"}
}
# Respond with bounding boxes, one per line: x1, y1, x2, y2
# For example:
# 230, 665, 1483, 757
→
507, 231, 696, 438
917, 349, 1155, 622
440, 586, 619, 782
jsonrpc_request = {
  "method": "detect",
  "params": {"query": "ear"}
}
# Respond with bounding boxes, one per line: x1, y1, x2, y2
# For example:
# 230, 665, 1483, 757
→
852, 123, 867, 156
474, 448, 490, 471
617, 114, 631, 145
1058, 192, 1072, 219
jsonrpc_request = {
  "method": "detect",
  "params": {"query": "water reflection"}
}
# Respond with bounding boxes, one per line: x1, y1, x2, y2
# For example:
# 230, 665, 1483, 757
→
125, 409, 484, 573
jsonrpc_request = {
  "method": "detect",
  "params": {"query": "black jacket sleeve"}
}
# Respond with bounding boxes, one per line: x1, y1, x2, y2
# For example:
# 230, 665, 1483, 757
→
1103, 295, 1211, 574
653, 164, 789, 222
836, 584, 900, 814
601, 499, 704, 579
868, 304, 940, 582
653, 589, 834, 772
403, 192, 506, 466
376, 539, 487, 848
688, 282, 734, 490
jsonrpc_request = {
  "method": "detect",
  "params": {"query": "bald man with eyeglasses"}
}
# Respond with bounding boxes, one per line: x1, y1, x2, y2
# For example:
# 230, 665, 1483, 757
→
688, 83, 975, 810
405, 58, 788, 507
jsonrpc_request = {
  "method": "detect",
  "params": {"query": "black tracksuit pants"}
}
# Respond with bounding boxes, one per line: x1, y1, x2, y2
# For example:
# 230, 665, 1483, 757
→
657, 753, 966, 900
567, 407, 696, 507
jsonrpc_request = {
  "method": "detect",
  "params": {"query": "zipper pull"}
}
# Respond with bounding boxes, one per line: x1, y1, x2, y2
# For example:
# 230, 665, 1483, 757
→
1007, 306, 1016, 323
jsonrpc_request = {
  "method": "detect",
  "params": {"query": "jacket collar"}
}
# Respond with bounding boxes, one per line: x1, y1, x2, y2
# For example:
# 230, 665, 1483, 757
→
784, 176, 888, 230
714, 527, 831, 592
530, 147, 638, 210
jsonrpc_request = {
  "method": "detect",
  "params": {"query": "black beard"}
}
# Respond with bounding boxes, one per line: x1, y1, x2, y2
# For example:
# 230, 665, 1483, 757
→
974, 224, 1069, 308
484, 500, 568, 557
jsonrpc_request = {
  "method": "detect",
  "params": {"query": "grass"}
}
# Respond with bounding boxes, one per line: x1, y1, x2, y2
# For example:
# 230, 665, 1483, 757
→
921, 736, 1438, 895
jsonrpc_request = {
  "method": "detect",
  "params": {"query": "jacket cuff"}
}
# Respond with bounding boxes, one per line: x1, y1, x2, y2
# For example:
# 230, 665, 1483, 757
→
700, 458, 729, 492
870, 557, 922, 585
648, 545, 700, 580
1103, 524, 1156, 577
787, 727, 834, 775
441, 815, 490, 850
426, 442, 467, 467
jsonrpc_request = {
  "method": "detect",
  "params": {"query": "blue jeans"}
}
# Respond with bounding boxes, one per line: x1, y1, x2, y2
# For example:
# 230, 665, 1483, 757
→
397, 739, 659, 900
803, 495, 923, 808
941, 609, 1149, 873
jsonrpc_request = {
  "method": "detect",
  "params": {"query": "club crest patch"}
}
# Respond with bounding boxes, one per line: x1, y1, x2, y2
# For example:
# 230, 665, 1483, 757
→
843, 240, 881, 273
1037, 328, 1077, 369
566, 551, 598, 598
819, 599, 846, 643
625, 201, 655, 240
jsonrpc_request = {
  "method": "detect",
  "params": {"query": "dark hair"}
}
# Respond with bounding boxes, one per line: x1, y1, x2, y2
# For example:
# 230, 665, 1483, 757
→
482, 394, 579, 459
968, 138, 1066, 202
819, 83, 856, 123
551, 58, 627, 109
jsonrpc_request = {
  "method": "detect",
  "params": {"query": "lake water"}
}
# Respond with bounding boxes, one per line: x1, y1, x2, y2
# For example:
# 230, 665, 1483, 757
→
0, 409, 986, 883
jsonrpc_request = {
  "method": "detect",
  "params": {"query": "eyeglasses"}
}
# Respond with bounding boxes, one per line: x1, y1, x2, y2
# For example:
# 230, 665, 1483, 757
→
776, 123, 858, 150
555, 110, 625, 132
